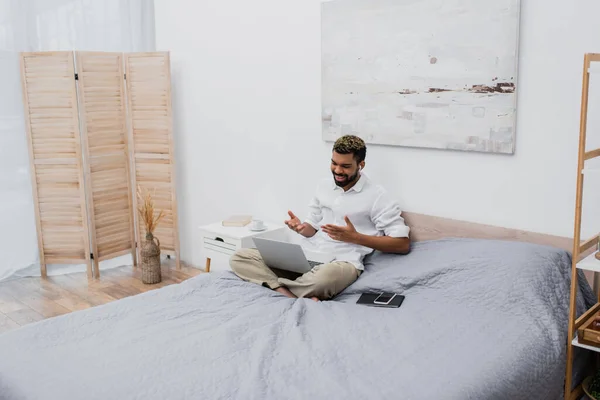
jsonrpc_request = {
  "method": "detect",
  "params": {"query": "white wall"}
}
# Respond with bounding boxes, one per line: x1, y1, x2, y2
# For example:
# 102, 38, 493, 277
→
154, 0, 600, 268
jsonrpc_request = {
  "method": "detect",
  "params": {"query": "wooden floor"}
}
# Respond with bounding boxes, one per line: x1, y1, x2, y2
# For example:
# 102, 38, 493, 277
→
0, 260, 203, 334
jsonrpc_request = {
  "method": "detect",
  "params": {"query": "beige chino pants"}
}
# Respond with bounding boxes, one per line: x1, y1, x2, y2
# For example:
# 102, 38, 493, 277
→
229, 248, 361, 300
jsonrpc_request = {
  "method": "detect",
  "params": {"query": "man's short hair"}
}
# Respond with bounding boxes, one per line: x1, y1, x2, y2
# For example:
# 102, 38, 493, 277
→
333, 135, 367, 163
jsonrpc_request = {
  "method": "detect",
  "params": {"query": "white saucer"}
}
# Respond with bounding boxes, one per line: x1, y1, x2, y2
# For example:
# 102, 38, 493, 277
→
249, 226, 267, 232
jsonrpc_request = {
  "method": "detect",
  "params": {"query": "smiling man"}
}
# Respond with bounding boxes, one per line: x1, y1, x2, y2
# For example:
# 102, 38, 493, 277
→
229, 135, 411, 301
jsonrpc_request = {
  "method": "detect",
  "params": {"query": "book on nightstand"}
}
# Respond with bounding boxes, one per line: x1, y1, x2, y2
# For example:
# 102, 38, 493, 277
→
222, 215, 252, 227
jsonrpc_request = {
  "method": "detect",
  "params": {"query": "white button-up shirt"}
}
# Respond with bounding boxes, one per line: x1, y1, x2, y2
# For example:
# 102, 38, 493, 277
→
301, 174, 410, 271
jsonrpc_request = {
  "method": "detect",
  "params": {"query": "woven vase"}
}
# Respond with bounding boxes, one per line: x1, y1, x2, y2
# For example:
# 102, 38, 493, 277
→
141, 232, 161, 284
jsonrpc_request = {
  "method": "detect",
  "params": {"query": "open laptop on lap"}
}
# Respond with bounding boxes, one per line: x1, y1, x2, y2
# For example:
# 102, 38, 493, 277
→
252, 237, 335, 274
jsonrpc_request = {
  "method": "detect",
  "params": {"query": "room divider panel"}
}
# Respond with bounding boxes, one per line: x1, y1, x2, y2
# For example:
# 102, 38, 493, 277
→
76, 51, 136, 276
19, 50, 179, 279
20, 52, 93, 278
125, 53, 180, 269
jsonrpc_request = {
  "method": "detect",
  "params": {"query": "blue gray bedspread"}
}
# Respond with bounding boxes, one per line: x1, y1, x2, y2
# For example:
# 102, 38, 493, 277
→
0, 238, 595, 400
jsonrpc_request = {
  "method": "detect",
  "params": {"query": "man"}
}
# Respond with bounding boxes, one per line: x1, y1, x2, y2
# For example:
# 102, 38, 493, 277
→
229, 135, 411, 301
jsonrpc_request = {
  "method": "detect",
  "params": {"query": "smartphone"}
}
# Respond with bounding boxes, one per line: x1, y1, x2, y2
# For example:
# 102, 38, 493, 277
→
373, 292, 396, 305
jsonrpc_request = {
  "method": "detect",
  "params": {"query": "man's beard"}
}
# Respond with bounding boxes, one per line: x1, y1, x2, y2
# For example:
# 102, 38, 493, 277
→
333, 170, 359, 187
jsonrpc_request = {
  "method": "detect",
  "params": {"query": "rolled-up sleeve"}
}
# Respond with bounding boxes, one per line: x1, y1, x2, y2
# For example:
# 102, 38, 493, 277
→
371, 192, 410, 238
304, 195, 323, 230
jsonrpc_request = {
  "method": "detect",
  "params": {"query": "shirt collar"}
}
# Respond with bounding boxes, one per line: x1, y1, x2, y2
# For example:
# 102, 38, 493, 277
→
331, 173, 367, 193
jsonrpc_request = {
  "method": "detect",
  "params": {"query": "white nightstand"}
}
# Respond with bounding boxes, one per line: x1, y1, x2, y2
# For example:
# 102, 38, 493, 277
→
198, 221, 286, 272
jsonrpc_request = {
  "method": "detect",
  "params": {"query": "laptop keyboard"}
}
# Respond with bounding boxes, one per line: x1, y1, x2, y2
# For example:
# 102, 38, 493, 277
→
308, 260, 323, 268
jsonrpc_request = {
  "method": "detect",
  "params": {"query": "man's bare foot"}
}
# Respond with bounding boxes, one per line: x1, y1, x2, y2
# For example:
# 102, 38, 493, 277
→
311, 296, 320, 302
275, 287, 297, 299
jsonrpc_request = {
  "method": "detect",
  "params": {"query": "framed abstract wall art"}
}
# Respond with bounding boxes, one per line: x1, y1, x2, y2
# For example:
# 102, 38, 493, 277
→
321, 0, 521, 154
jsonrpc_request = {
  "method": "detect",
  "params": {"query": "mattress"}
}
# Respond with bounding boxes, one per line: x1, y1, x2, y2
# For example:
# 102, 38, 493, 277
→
0, 238, 594, 400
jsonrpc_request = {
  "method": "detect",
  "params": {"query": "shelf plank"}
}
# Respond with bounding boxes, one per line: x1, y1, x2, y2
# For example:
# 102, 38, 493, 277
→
584, 148, 600, 160
577, 252, 600, 272
572, 332, 600, 353
567, 383, 583, 400
581, 168, 600, 174
579, 235, 599, 255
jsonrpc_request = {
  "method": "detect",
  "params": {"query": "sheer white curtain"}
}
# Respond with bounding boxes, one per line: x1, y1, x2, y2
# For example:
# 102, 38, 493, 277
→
0, 0, 155, 282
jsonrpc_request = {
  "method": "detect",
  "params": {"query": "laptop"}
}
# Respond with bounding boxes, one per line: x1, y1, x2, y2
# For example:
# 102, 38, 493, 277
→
252, 237, 335, 274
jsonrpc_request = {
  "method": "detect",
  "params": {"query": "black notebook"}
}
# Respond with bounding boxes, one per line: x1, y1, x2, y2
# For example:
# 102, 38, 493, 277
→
356, 292, 405, 308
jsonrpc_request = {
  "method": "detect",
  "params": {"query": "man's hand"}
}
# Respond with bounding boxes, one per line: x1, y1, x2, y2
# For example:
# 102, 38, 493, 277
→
321, 216, 359, 244
285, 211, 317, 238
323, 215, 410, 254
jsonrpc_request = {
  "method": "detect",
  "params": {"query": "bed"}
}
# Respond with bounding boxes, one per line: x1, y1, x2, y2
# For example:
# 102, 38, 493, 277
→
0, 233, 595, 400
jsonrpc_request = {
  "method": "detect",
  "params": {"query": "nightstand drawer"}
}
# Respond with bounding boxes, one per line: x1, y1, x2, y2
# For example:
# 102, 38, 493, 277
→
204, 243, 235, 257
203, 237, 239, 255
201, 232, 241, 246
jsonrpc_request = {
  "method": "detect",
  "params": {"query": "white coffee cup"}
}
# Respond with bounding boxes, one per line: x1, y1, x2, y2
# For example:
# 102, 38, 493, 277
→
250, 219, 265, 231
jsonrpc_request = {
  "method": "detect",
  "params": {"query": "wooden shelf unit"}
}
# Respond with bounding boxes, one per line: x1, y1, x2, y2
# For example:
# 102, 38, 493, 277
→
565, 53, 600, 400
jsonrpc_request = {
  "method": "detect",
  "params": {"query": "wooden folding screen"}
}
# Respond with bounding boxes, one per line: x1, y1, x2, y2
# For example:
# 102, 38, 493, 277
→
20, 52, 93, 278
125, 53, 180, 268
19, 50, 179, 279
75, 52, 136, 278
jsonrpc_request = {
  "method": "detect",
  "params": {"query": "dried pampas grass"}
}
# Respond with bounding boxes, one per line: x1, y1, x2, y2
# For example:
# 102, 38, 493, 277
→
137, 185, 165, 235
